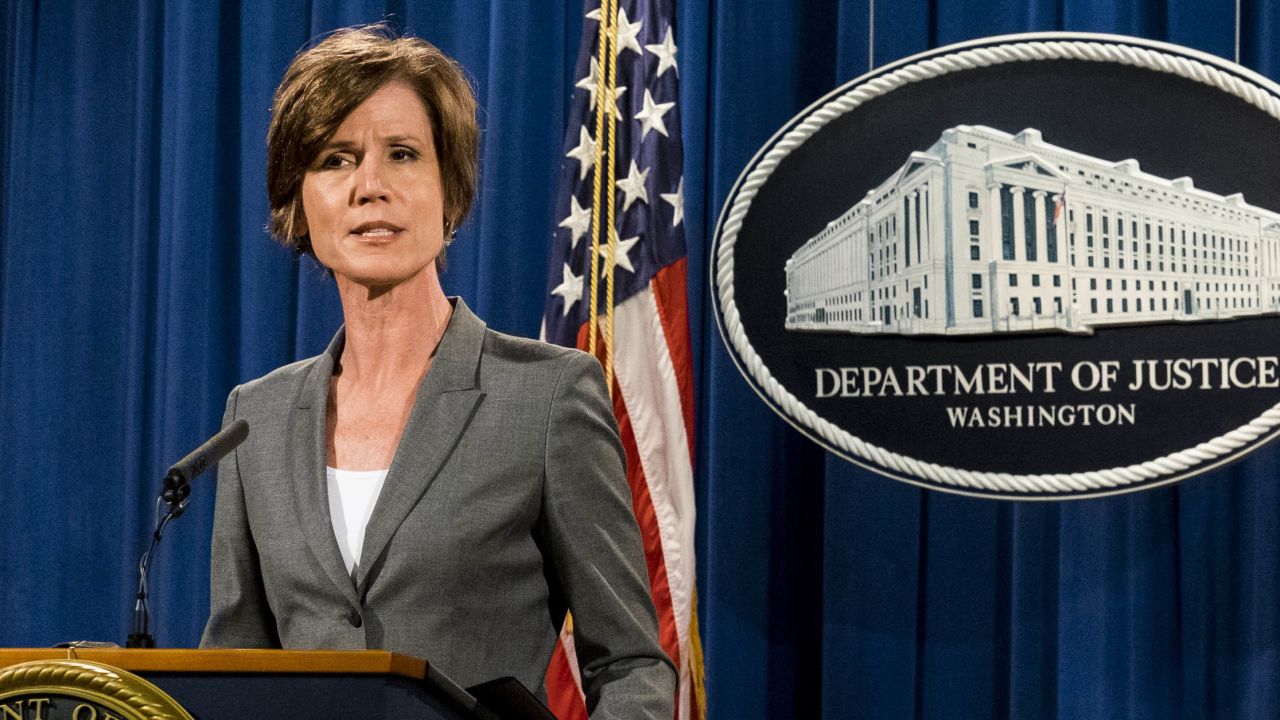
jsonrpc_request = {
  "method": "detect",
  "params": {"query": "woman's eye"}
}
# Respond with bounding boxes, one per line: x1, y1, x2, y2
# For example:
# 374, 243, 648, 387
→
390, 147, 418, 162
320, 153, 351, 169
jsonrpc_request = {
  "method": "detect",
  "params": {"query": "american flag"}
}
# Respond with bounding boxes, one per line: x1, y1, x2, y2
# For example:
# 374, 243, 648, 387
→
541, 0, 702, 718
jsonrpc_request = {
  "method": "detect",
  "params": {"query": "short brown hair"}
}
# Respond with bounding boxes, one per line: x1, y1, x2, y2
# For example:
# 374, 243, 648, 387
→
266, 24, 479, 264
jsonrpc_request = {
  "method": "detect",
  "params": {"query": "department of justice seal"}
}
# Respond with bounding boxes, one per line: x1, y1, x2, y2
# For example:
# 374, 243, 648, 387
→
711, 32, 1280, 499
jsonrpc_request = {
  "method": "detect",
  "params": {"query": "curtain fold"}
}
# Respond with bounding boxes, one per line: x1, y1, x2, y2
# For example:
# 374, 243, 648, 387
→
3, 2, 1279, 718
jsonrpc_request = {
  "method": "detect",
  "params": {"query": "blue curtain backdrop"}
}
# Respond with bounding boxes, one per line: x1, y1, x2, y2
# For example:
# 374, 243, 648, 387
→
3, 1, 1278, 718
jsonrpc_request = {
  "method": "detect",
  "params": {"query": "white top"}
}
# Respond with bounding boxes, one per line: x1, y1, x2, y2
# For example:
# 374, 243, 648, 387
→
325, 466, 390, 575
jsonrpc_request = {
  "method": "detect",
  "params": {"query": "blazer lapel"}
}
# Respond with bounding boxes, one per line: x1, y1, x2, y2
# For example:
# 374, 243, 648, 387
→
355, 298, 486, 592
291, 329, 362, 606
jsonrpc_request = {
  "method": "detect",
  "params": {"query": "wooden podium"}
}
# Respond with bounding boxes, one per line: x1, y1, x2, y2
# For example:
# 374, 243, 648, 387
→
0, 649, 501, 719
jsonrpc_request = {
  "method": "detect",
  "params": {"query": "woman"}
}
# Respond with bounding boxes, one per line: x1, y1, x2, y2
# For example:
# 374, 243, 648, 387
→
200, 26, 676, 717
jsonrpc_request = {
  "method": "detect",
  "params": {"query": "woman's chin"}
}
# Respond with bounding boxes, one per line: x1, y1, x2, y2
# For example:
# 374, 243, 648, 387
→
334, 259, 436, 294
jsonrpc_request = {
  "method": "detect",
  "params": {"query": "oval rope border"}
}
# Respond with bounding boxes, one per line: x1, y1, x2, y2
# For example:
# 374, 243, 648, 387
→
714, 36, 1280, 496
0, 660, 195, 720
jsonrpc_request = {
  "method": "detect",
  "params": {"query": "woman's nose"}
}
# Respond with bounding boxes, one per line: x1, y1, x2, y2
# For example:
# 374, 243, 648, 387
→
352, 157, 389, 204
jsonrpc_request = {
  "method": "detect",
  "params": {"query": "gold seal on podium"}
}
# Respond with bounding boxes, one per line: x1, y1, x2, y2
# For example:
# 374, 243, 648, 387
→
0, 660, 194, 720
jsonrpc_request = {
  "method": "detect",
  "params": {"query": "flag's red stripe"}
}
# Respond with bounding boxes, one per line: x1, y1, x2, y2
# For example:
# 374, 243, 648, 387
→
650, 261, 696, 458
545, 640, 588, 720
611, 374, 682, 669
574, 318, 681, 664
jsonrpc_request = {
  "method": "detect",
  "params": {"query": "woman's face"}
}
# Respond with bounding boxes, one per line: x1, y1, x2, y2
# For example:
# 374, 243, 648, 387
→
300, 81, 445, 288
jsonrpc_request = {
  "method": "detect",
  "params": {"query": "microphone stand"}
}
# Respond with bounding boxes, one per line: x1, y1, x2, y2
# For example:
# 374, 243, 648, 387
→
126, 475, 191, 648
125, 419, 249, 649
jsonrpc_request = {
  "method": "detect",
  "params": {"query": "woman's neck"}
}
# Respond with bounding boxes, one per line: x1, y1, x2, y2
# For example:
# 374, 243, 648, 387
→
333, 266, 454, 388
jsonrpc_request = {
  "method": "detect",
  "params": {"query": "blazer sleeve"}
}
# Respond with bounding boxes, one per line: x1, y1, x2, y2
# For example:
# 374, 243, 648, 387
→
539, 352, 677, 719
199, 386, 281, 648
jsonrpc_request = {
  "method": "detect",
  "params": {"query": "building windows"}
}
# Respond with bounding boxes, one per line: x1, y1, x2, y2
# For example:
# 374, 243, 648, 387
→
1033, 297, 1042, 315
969, 191, 980, 208
973, 299, 984, 318
903, 197, 911, 267
1009, 273, 1018, 287
1053, 275, 1061, 287
1001, 185, 1015, 260
972, 274, 982, 289
1024, 191, 1038, 261
1091, 298, 1098, 313
915, 191, 924, 264
971, 246, 981, 260
1044, 194, 1059, 262
1011, 298, 1020, 316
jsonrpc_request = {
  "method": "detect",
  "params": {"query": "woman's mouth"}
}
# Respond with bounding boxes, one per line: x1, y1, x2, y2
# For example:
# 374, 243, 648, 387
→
350, 222, 404, 240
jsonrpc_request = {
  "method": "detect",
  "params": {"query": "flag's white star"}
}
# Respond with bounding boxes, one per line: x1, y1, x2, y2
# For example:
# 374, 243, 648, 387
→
584, 7, 641, 57
615, 7, 643, 56
559, 195, 592, 249
645, 26, 679, 77
551, 262, 583, 316
616, 161, 650, 211
660, 178, 685, 228
612, 233, 641, 273
635, 89, 675, 141
565, 126, 596, 181
593, 230, 641, 274
574, 57, 627, 115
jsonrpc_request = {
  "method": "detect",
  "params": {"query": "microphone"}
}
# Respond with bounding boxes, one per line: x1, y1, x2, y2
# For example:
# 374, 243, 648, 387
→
161, 419, 249, 514
128, 419, 250, 648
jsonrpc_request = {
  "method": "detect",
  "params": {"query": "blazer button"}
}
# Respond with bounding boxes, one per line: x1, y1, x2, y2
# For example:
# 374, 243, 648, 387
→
347, 609, 363, 628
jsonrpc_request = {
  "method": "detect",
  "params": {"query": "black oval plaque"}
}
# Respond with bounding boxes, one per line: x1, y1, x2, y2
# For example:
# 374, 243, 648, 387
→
712, 33, 1280, 499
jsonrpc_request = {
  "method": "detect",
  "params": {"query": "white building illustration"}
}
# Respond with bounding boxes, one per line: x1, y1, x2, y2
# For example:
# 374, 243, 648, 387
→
784, 125, 1280, 335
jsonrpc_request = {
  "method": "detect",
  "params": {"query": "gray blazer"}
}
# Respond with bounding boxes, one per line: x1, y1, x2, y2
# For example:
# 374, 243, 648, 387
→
200, 298, 675, 718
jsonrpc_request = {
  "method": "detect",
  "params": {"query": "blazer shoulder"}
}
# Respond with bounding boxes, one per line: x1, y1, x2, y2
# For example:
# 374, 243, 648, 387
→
480, 327, 593, 371
232, 354, 326, 409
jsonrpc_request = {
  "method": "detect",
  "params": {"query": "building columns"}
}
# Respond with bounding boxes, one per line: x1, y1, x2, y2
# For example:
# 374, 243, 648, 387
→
1011, 185, 1026, 262
1032, 190, 1048, 264
990, 184, 1004, 260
